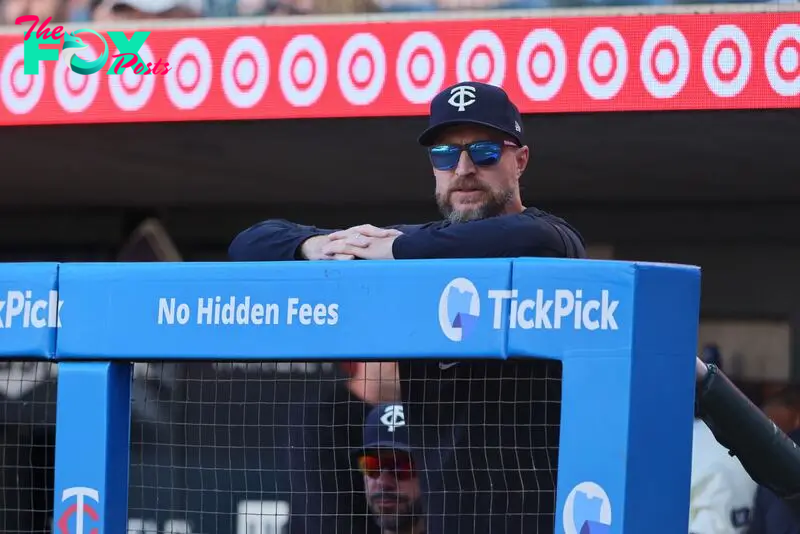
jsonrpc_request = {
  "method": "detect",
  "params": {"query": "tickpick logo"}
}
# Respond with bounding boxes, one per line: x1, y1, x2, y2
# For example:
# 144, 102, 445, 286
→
562, 481, 612, 534
0, 290, 62, 328
438, 277, 480, 342
488, 289, 619, 331
438, 280, 620, 340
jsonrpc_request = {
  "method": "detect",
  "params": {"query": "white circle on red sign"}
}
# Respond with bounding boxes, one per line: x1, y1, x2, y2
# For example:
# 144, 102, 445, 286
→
108, 43, 156, 112
640, 25, 690, 99
165, 37, 213, 110
54, 41, 100, 113
0, 43, 45, 115
280, 34, 328, 107
338, 32, 386, 106
579, 27, 628, 100
456, 29, 505, 87
765, 23, 800, 97
702, 24, 751, 98
516, 28, 566, 102
396, 31, 445, 105
222, 36, 269, 109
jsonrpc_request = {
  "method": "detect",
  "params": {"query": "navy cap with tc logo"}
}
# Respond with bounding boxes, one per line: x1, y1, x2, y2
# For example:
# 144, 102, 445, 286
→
357, 404, 412, 455
417, 82, 524, 147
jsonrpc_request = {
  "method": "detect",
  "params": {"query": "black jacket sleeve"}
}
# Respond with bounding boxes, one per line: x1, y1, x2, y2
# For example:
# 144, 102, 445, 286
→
228, 220, 431, 262
391, 212, 582, 259
229, 212, 584, 262
228, 220, 338, 261
697, 365, 800, 519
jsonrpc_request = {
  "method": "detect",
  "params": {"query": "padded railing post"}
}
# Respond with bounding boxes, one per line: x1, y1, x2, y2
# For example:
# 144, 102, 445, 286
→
508, 259, 701, 534
52, 362, 132, 534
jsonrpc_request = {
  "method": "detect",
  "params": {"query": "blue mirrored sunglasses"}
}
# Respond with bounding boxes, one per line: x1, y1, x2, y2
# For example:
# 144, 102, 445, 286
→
428, 140, 518, 171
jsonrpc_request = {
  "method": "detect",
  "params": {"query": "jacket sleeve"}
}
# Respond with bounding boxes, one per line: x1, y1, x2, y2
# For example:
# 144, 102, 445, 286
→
391, 212, 582, 259
229, 220, 432, 262
228, 219, 337, 261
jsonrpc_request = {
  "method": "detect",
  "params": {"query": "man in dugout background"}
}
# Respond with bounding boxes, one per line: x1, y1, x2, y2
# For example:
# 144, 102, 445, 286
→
355, 403, 426, 534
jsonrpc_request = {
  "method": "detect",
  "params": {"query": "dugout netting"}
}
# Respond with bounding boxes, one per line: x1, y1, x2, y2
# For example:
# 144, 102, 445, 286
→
129, 362, 560, 534
0, 359, 562, 534
128, 359, 562, 534
0, 362, 57, 534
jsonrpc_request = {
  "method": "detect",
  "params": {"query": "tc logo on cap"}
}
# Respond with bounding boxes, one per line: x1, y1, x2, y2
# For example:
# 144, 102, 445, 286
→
448, 85, 477, 112
380, 405, 406, 432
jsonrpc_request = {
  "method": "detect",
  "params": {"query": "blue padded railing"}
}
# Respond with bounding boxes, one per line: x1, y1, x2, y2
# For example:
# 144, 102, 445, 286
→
0, 257, 701, 534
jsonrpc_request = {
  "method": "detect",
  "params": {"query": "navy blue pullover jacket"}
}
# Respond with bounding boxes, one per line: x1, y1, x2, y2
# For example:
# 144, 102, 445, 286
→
228, 207, 586, 261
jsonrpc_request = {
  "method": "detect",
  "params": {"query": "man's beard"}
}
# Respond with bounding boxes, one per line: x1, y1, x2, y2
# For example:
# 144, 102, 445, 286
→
436, 185, 514, 224
369, 493, 424, 532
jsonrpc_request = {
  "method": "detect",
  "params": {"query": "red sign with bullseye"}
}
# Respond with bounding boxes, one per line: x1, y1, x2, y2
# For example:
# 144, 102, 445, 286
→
0, 11, 797, 125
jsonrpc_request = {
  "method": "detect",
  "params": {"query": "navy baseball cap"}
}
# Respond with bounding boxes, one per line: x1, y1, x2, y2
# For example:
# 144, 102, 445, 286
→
417, 81, 524, 147
356, 404, 412, 455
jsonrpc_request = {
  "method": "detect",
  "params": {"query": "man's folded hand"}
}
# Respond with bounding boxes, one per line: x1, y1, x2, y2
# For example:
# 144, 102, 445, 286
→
322, 233, 399, 260
300, 224, 402, 261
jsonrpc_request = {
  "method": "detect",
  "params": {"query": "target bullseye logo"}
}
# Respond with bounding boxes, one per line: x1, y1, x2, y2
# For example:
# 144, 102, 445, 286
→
456, 30, 505, 87
578, 27, 628, 100
516, 28, 566, 102
165, 37, 213, 110
338, 33, 386, 106
109, 43, 156, 111
280, 34, 328, 107
765, 24, 800, 97
54, 41, 100, 112
222, 36, 269, 109
640, 26, 690, 99
396, 31, 445, 104
0, 43, 45, 114
703, 25, 751, 98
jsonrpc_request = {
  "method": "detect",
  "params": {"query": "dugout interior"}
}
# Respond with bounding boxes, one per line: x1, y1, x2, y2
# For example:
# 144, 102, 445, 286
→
0, 108, 799, 533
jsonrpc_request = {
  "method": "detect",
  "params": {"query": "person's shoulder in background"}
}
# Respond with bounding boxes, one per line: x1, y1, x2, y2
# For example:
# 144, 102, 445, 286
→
749, 485, 800, 534
747, 429, 800, 534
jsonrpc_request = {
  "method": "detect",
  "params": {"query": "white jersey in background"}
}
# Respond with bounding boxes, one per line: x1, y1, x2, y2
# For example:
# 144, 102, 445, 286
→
690, 419, 758, 534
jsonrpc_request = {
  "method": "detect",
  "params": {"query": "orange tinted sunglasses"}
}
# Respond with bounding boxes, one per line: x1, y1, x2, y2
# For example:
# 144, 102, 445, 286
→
358, 453, 416, 481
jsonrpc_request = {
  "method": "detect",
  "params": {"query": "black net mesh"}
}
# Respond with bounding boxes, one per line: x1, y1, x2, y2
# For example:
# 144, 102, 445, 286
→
0, 358, 561, 534
399, 359, 562, 534
0, 361, 58, 534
